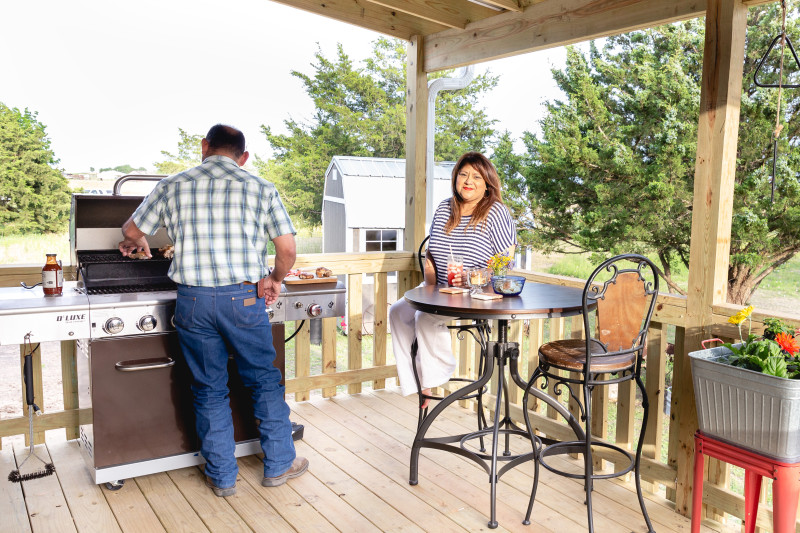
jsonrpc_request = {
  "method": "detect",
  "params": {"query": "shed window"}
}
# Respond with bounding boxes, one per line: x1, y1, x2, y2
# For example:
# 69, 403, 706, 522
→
365, 229, 398, 252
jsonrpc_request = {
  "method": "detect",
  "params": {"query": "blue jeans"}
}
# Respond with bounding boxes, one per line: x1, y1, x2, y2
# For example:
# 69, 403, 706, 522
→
175, 282, 295, 488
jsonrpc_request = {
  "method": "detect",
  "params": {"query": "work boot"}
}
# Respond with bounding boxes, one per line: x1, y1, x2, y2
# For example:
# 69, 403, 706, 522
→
205, 476, 236, 497
261, 457, 309, 487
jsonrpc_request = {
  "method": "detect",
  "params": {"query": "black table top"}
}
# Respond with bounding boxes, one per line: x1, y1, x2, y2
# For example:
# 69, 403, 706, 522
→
404, 281, 588, 320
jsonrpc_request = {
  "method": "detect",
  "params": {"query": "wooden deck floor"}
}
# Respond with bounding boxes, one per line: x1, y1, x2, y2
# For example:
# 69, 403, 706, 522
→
2, 387, 725, 533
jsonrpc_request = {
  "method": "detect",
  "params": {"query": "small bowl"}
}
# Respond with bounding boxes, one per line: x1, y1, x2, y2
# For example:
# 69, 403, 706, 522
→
491, 275, 526, 296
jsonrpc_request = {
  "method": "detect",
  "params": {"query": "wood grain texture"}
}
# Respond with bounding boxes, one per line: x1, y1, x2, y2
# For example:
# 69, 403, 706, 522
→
347, 273, 364, 395
46, 440, 122, 533
0, 447, 32, 533
680, 0, 748, 517
13, 443, 76, 533
424, 0, 706, 72
373, 271, 388, 390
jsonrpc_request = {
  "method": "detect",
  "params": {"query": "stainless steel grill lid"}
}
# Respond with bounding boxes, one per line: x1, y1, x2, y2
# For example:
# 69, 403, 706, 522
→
71, 193, 174, 292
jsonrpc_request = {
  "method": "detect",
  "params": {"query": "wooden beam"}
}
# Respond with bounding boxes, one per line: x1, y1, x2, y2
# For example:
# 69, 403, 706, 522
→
285, 364, 398, 394
404, 36, 429, 253
268, 0, 447, 40
363, 0, 498, 29
424, 0, 706, 72
0, 408, 92, 439
480, 0, 525, 12
677, 0, 748, 518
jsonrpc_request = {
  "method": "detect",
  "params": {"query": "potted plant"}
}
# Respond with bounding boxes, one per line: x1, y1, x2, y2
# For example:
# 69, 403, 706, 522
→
689, 306, 800, 461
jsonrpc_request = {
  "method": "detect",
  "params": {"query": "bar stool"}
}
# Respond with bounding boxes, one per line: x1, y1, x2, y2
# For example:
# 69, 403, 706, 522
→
693, 430, 800, 533
522, 254, 658, 533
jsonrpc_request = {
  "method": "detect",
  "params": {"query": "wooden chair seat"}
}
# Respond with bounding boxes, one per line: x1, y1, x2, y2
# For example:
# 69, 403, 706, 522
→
539, 338, 635, 372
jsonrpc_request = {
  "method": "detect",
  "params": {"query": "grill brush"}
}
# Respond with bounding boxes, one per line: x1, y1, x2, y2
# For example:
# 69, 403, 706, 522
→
8, 334, 56, 483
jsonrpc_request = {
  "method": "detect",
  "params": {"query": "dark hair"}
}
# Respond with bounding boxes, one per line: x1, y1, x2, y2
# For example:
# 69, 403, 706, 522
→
205, 124, 246, 158
445, 152, 504, 233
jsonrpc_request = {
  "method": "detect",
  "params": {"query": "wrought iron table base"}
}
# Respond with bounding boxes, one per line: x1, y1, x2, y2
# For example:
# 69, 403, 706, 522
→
409, 319, 567, 529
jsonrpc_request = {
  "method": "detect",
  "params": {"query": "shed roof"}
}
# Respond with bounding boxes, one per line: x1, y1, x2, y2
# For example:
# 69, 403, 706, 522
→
328, 156, 454, 229
333, 156, 454, 181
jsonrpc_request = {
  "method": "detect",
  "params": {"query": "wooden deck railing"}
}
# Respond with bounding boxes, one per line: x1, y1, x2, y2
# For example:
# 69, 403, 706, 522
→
2, 253, 799, 530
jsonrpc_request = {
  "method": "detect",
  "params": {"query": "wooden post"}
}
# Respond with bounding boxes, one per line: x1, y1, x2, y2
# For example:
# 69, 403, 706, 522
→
404, 35, 429, 293
677, 0, 747, 516
60, 340, 79, 441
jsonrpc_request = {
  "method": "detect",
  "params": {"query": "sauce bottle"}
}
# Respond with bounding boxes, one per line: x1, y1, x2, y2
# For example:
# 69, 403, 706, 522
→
42, 253, 63, 296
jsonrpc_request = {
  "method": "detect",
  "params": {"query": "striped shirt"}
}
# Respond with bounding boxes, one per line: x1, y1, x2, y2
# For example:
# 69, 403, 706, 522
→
131, 155, 296, 286
428, 198, 517, 286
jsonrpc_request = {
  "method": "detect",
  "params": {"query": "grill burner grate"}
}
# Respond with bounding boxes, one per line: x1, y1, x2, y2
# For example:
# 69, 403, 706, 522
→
82, 283, 177, 295
80, 252, 172, 264
77, 249, 174, 294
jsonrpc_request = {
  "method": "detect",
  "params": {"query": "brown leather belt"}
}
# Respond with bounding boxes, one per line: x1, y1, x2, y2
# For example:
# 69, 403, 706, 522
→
242, 281, 256, 285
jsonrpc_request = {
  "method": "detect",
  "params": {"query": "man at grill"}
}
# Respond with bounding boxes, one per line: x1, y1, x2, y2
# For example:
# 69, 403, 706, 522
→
118, 124, 308, 497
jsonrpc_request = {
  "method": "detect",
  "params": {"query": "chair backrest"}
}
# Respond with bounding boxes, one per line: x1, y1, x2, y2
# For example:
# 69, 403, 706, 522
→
417, 235, 430, 274
583, 254, 659, 360
417, 235, 439, 283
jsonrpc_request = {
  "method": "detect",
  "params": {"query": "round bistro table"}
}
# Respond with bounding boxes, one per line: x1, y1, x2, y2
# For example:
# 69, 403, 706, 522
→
404, 281, 594, 529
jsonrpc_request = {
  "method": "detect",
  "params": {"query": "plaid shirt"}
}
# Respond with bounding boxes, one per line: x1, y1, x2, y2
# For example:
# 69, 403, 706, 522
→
132, 155, 296, 286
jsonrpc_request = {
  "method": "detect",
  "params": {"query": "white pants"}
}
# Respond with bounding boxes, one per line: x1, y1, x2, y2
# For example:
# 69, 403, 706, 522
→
389, 290, 456, 396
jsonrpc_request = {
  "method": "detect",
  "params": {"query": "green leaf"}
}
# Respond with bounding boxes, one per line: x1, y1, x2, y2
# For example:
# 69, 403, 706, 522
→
763, 356, 789, 378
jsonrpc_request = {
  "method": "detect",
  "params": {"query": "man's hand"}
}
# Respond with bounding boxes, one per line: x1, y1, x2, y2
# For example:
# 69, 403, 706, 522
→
259, 276, 282, 306
260, 233, 297, 307
119, 217, 151, 258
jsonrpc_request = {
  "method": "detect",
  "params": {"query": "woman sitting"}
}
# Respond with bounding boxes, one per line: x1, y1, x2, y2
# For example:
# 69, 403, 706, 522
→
389, 152, 517, 408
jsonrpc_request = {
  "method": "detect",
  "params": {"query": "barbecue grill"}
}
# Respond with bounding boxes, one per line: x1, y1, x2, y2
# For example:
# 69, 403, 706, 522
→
1, 175, 345, 487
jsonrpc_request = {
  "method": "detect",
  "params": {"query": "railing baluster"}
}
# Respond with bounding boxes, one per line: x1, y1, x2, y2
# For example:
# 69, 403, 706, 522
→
643, 322, 668, 493
347, 273, 363, 395
61, 340, 79, 441
372, 272, 388, 390
294, 320, 311, 402
526, 318, 544, 414
322, 316, 337, 398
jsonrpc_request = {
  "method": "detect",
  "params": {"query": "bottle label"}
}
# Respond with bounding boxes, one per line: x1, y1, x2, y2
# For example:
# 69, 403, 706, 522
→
43, 270, 58, 288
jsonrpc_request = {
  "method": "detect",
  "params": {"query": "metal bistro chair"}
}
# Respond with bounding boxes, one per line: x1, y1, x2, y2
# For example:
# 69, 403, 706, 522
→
522, 254, 659, 533
410, 236, 489, 443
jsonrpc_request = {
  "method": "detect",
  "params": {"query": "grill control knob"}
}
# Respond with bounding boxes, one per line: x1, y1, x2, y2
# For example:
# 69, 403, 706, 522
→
104, 317, 124, 335
307, 304, 322, 318
138, 315, 157, 332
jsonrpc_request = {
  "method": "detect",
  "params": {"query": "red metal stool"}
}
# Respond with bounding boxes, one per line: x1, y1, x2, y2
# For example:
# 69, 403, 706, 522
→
693, 430, 800, 533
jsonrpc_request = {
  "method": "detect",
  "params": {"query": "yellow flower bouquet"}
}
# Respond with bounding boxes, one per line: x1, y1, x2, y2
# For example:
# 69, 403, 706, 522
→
486, 252, 513, 277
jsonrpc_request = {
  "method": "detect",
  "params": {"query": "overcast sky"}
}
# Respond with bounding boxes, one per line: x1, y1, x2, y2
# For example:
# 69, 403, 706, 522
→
2, 0, 567, 172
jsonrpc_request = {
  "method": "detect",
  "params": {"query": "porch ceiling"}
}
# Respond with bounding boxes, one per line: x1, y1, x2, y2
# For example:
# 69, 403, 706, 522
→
268, 0, 776, 71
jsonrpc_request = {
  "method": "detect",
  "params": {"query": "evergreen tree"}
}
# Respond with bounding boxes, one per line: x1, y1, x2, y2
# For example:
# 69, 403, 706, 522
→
154, 128, 203, 175
0, 103, 70, 234
259, 37, 498, 226
516, 6, 800, 303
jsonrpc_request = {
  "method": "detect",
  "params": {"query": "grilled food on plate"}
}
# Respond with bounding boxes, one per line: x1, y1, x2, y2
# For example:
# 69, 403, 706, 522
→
316, 267, 332, 278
